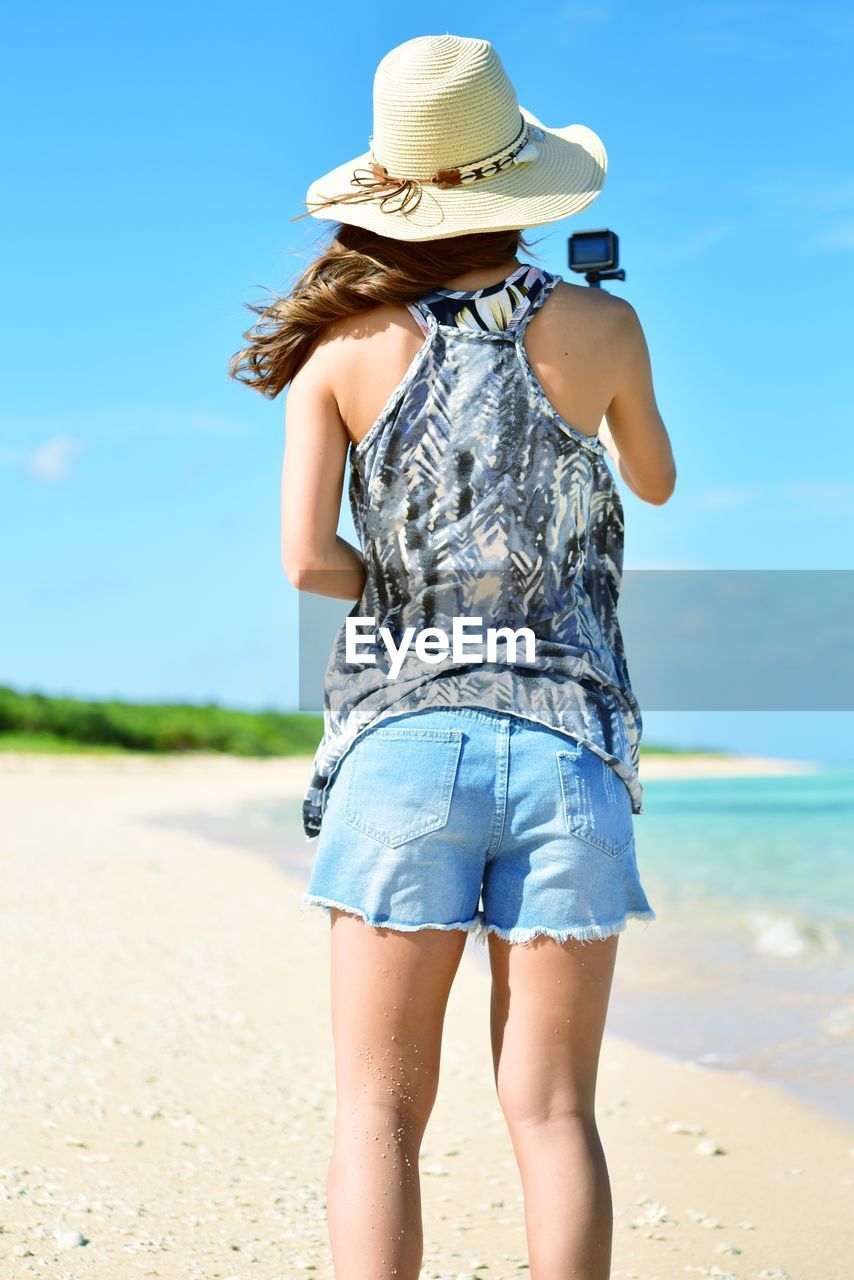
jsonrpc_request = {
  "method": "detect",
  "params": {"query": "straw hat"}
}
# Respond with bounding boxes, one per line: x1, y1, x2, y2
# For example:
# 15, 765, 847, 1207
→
292, 34, 607, 242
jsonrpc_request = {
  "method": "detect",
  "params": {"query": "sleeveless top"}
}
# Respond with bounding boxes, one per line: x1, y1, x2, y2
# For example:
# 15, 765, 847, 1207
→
301, 262, 644, 840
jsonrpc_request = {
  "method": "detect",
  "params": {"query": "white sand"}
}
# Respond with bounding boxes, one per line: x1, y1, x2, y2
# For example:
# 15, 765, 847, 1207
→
639, 752, 823, 779
1, 750, 851, 1279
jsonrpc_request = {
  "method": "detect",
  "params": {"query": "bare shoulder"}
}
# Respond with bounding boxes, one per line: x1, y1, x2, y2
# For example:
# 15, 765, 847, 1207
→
295, 302, 411, 381
547, 282, 648, 374
318, 303, 411, 350
549, 279, 635, 332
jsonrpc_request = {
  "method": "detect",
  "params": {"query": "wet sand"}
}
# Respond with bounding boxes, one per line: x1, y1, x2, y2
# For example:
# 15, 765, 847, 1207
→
1, 750, 852, 1278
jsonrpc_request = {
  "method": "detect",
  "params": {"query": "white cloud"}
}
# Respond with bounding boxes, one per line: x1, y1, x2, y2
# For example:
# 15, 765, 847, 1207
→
25, 436, 82, 482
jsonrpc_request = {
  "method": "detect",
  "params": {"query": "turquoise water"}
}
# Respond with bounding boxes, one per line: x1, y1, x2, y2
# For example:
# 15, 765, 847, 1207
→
154, 765, 854, 1125
635, 767, 854, 928
603, 766, 854, 1124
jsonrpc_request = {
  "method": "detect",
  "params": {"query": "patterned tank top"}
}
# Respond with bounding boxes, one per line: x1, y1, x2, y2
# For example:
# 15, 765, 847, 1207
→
301, 262, 644, 839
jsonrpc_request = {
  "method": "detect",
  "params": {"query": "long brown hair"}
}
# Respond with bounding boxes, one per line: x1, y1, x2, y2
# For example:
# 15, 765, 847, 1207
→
228, 222, 540, 399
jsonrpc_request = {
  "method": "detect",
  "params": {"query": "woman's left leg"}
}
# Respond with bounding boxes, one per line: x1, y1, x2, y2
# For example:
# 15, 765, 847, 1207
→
326, 906, 469, 1280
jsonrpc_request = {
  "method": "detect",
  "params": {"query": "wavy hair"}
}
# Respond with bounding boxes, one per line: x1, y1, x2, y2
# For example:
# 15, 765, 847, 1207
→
228, 222, 539, 399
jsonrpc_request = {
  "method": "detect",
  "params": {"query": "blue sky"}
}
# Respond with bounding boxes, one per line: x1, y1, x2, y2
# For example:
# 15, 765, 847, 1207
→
3, 1, 853, 761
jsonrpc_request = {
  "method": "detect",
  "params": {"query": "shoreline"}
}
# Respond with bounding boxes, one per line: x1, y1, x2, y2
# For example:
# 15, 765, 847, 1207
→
638, 751, 824, 779
2, 751, 852, 1276
0, 745, 825, 780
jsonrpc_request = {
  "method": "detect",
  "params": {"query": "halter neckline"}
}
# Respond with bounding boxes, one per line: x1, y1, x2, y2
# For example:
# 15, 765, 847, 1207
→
431, 262, 534, 298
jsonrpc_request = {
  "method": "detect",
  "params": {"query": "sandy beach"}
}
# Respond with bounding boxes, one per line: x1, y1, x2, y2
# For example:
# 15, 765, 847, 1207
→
635, 753, 824, 780
1, 749, 852, 1279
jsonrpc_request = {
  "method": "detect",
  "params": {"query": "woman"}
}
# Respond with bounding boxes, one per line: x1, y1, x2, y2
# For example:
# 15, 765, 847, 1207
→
230, 33, 676, 1280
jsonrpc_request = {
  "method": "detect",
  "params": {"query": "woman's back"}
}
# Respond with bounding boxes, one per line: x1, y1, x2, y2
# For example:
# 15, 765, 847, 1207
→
325, 262, 625, 450
300, 262, 646, 839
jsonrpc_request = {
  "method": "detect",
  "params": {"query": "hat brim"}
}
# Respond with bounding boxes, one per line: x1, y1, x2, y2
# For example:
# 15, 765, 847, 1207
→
298, 107, 607, 243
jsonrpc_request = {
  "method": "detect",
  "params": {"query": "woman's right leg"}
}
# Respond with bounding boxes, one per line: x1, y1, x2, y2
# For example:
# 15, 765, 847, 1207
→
327, 906, 469, 1280
487, 929, 620, 1280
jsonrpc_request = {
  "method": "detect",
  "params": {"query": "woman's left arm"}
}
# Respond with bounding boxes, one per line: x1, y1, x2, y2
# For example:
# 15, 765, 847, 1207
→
281, 346, 366, 600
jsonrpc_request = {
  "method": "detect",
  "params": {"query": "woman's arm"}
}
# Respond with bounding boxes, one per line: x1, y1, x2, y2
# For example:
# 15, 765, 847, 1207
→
598, 300, 676, 505
281, 346, 366, 600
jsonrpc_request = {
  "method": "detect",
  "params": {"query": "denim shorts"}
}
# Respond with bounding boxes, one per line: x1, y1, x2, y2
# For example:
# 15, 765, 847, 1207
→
299, 706, 656, 948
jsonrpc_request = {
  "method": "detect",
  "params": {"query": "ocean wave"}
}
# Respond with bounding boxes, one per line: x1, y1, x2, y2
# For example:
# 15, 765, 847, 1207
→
746, 910, 839, 959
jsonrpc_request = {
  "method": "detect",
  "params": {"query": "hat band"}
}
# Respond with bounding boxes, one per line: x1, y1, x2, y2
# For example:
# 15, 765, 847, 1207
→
291, 118, 545, 222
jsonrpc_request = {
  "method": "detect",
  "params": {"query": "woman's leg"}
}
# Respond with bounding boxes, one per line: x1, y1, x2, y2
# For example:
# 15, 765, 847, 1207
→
487, 931, 620, 1280
326, 907, 469, 1280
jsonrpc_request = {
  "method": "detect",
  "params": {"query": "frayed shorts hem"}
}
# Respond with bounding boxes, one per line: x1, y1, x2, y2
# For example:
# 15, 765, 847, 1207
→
299, 893, 656, 948
299, 893, 482, 935
470, 908, 657, 948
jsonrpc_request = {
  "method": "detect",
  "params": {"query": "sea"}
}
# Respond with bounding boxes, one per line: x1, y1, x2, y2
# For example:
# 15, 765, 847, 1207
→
155, 765, 854, 1127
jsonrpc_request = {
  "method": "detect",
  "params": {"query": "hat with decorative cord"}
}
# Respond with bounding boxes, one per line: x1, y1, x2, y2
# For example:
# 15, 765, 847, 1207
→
291, 33, 607, 242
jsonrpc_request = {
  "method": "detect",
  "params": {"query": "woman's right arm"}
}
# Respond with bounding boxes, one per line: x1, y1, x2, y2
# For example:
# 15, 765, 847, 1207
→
599, 300, 676, 505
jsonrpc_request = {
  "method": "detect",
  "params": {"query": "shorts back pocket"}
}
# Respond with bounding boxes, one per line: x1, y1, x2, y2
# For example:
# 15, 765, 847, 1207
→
344, 725, 463, 848
556, 742, 633, 858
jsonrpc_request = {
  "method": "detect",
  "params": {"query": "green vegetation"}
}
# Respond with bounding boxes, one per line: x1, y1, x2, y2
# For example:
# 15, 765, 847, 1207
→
0, 686, 324, 757
0, 684, 719, 759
